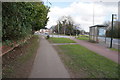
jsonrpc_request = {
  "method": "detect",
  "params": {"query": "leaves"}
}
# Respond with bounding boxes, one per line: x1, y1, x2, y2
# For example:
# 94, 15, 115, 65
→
53, 16, 80, 35
2, 2, 49, 41
105, 21, 120, 38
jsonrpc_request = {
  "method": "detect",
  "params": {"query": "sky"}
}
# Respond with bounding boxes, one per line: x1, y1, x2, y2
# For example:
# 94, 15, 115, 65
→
43, 0, 119, 32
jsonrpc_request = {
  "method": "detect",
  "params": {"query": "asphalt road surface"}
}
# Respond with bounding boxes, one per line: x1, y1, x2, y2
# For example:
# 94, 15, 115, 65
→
98, 37, 119, 49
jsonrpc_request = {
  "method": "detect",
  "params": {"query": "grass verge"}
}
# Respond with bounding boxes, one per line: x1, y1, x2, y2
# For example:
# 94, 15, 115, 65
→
110, 48, 120, 52
56, 44, 119, 78
48, 37, 76, 43
77, 36, 89, 40
2, 35, 39, 78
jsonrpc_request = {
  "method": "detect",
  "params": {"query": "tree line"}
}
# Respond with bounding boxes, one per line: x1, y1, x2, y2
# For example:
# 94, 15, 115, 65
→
2, 2, 49, 41
104, 21, 120, 38
52, 16, 81, 35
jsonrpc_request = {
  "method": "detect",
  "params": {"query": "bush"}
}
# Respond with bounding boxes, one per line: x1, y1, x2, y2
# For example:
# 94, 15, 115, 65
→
2, 2, 49, 41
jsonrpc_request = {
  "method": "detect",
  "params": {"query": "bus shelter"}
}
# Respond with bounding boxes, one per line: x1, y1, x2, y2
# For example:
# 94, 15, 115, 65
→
89, 25, 107, 43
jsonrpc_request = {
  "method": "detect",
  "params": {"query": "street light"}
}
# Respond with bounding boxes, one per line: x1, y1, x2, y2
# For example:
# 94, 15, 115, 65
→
62, 20, 66, 35
110, 14, 117, 48
58, 23, 59, 37
93, 2, 95, 25
75, 26, 77, 38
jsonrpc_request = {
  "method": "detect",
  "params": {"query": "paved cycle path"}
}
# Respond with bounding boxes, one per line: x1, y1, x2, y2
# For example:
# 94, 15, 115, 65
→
29, 36, 70, 78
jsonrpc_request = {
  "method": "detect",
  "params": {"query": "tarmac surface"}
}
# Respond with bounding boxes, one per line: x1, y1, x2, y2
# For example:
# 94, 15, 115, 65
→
29, 36, 70, 78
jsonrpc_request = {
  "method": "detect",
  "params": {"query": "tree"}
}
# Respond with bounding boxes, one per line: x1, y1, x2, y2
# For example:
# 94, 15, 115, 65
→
104, 21, 111, 27
53, 16, 80, 35
105, 21, 120, 38
2, 2, 49, 41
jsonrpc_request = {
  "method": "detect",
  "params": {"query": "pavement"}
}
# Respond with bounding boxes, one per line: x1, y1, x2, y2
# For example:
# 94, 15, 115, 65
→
29, 36, 70, 78
70, 38, 119, 64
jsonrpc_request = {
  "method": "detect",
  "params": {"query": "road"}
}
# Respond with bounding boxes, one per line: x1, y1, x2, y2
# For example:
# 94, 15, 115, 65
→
98, 37, 119, 49
98, 37, 119, 45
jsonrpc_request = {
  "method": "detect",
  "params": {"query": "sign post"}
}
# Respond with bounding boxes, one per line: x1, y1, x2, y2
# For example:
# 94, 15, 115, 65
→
110, 14, 117, 48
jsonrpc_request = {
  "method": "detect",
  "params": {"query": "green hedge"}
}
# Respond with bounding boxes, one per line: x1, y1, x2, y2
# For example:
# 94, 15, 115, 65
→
2, 2, 49, 41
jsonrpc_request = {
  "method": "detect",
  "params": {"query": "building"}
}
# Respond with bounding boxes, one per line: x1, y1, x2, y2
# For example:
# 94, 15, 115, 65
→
40, 29, 51, 34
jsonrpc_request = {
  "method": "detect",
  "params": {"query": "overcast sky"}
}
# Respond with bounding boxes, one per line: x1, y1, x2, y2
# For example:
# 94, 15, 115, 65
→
1, 0, 119, 32
43, 0, 118, 32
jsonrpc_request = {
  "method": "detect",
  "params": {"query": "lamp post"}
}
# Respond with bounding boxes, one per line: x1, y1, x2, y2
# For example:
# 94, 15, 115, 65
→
110, 14, 117, 48
76, 26, 77, 38
58, 23, 59, 37
62, 20, 66, 35
51, 26, 54, 37
93, 2, 95, 25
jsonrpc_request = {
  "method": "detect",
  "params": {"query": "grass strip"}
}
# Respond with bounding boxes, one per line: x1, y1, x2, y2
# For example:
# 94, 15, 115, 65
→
110, 48, 120, 52
49, 37, 76, 43
77, 36, 89, 40
57, 44, 119, 78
